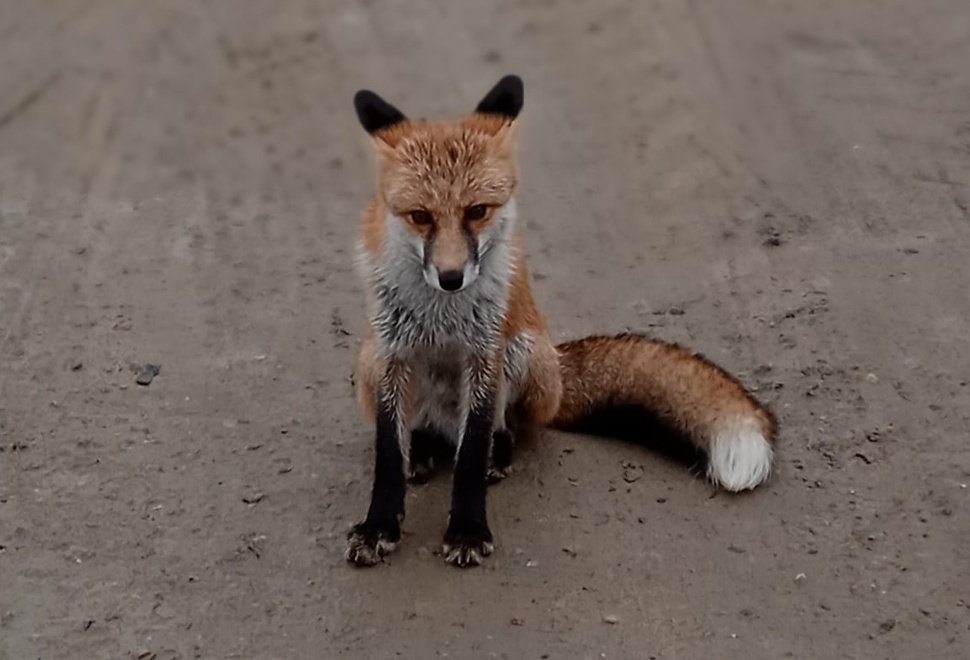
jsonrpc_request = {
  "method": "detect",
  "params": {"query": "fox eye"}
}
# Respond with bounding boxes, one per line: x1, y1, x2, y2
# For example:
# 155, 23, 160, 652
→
409, 210, 433, 226
464, 204, 488, 221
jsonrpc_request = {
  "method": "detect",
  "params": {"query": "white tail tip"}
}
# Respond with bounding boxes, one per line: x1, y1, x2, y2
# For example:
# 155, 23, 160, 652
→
707, 416, 773, 491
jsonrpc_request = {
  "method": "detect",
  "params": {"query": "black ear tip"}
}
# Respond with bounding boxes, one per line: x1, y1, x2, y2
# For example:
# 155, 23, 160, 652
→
475, 73, 525, 120
353, 89, 376, 109
353, 89, 407, 135
497, 74, 524, 96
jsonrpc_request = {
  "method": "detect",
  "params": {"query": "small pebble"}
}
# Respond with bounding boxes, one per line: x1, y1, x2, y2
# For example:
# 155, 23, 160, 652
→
622, 465, 643, 483
603, 615, 619, 625
135, 364, 161, 386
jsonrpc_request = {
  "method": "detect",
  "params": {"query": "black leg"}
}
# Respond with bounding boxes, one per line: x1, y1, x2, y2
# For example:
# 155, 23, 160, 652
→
443, 393, 496, 567
408, 428, 438, 484
487, 428, 514, 484
346, 393, 406, 567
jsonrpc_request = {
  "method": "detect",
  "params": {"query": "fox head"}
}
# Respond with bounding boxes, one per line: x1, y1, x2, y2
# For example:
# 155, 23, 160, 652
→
353, 75, 523, 293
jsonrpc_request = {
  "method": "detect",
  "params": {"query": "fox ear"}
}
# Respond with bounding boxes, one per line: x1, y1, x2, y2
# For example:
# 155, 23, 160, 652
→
353, 90, 407, 135
475, 75, 524, 121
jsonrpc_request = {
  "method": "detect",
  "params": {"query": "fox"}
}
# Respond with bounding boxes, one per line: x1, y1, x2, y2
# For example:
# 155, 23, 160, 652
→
345, 74, 777, 568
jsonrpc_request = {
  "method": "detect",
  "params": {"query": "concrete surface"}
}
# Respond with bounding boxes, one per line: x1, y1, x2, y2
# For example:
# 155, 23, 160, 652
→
1, 1, 968, 658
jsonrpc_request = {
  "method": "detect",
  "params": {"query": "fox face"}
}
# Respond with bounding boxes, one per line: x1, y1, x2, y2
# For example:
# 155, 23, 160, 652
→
354, 76, 524, 293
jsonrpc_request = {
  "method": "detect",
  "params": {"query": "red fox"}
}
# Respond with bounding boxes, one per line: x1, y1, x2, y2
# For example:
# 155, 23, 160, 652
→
346, 75, 776, 568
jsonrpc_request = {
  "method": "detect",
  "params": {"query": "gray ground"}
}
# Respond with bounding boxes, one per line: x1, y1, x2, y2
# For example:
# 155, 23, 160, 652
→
1, 1, 969, 658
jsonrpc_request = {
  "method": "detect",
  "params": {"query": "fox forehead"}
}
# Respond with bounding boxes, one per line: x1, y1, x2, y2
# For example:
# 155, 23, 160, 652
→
379, 119, 518, 212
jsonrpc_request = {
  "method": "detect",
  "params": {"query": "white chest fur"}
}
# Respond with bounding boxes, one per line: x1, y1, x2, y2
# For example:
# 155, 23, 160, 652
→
357, 200, 518, 441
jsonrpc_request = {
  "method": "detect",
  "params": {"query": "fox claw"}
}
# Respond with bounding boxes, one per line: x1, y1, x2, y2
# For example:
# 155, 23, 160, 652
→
345, 522, 400, 567
407, 459, 434, 484
486, 464, 511, 484
442, 528, 493, 567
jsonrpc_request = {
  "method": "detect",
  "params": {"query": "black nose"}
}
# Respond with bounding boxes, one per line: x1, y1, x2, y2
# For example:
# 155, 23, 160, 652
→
438, 270, 464, 291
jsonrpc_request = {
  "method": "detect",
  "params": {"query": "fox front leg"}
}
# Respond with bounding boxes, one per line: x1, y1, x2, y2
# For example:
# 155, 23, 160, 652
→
487, 374, 514, 483
443, 355, 499, 567
346, 362, 410, 567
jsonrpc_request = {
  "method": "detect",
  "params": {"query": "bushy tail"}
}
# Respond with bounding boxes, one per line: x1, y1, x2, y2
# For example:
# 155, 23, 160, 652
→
552, 334, 776, 491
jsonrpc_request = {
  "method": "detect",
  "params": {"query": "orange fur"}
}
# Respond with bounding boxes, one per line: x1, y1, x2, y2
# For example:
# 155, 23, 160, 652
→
502, 237, 549, 336
359, 117, 518, 270
354, 333, 380, 421
553, 334, 776, 443
373, 118, 517, 219
359, 198, 385, 255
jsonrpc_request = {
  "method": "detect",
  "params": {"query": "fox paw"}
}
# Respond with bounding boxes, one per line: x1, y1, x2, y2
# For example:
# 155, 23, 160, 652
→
407, 458, 434, 485
486, 463, 511, 484
488, 429, 513, 485
442, 529, 494, 568
345, 522, 400, 567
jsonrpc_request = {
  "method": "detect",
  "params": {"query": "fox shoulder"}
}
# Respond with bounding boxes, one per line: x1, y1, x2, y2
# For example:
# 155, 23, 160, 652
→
502, 235, 548, 336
